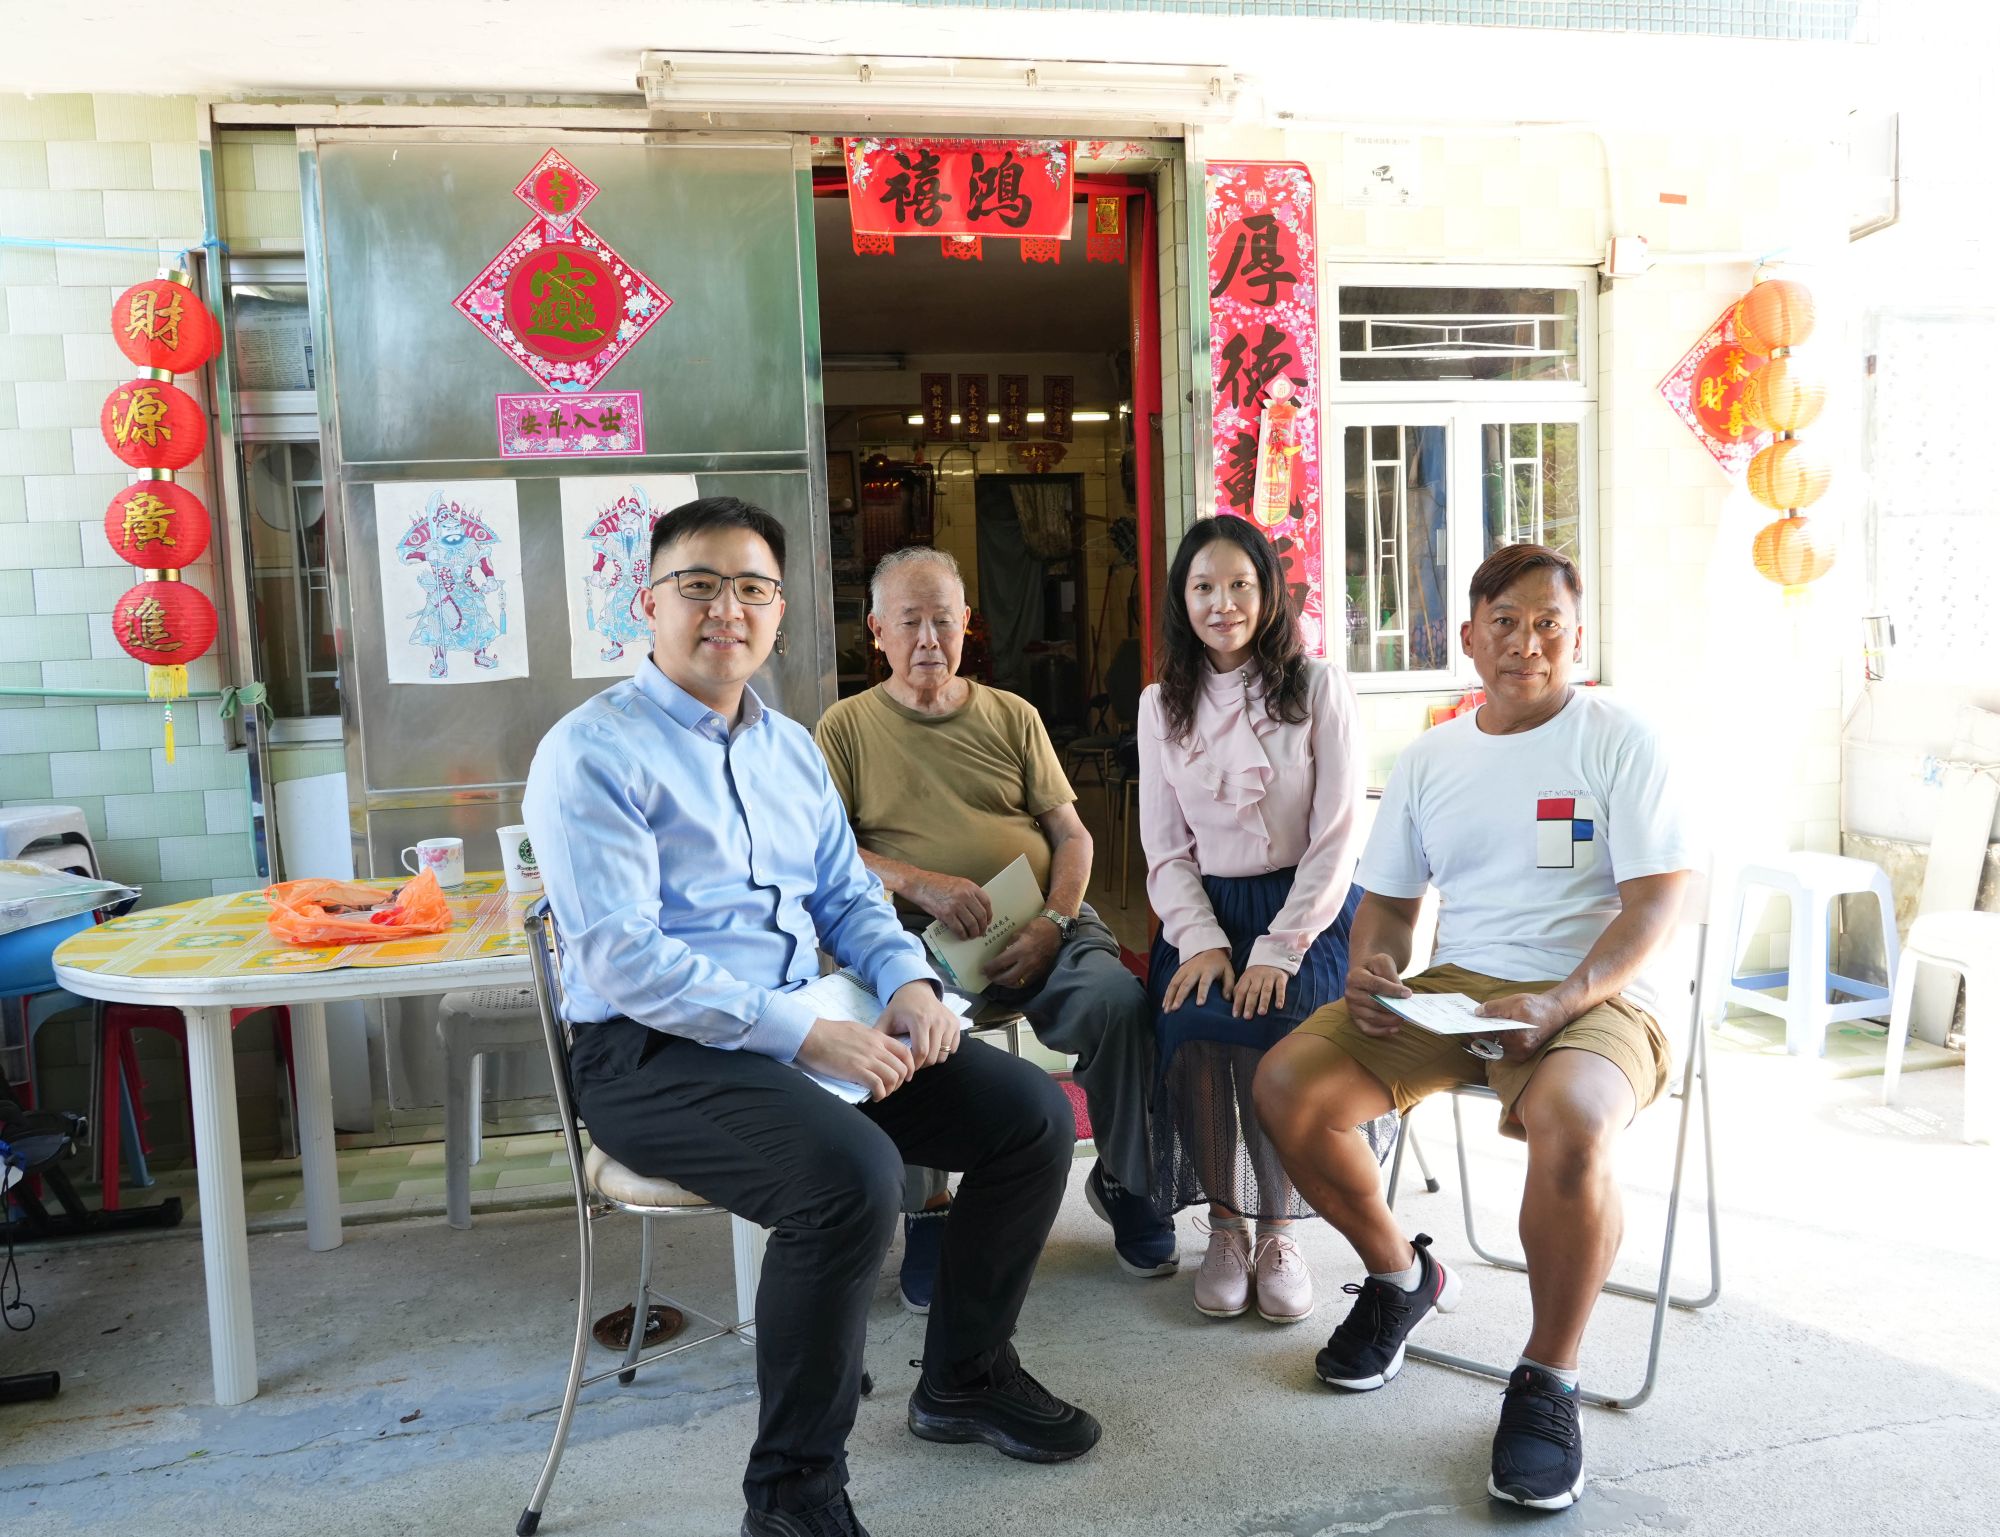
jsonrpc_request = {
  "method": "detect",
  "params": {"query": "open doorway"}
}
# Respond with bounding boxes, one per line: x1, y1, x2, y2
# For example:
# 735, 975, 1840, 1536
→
813, 164, 1165, 941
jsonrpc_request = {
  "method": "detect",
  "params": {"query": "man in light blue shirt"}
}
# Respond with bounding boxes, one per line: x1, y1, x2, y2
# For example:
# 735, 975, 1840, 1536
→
524, 497, 1098, 1537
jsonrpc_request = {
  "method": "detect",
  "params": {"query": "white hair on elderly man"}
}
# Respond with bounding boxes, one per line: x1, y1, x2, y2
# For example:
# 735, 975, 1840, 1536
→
868, 546, 966, 614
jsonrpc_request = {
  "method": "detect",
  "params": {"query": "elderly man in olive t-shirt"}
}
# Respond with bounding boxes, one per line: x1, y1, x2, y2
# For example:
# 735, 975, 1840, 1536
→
815, 548, 1174, 1303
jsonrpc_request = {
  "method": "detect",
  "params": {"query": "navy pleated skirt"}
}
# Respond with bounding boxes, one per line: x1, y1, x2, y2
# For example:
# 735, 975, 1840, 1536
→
1147, 869, 1364, 1219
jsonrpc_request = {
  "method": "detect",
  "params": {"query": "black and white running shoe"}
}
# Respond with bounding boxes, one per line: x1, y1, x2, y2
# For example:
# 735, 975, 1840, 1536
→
1313, 1232, 1460, 1391
1488, 1363, 1586, 1510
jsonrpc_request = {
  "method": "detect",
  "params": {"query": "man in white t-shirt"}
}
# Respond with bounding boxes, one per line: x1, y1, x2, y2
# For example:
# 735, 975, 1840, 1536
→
1254, 543, 1695, 1513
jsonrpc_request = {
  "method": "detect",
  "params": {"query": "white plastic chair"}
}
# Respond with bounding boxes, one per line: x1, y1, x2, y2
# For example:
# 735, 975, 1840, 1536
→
1881, 910, 1996, 1145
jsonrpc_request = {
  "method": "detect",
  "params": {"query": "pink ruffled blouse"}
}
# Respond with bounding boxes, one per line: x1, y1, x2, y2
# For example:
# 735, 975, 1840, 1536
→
1136, 658, 1365, 975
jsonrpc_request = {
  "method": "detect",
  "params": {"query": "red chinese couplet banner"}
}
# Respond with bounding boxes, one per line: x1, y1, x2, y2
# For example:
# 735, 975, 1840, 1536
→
1207, 162, 1325, 656
845, 139, 1075, 240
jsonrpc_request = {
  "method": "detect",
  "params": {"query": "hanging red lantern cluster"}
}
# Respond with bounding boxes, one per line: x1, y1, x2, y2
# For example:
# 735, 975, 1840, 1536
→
1735, 277, 1833, 599
99, 271, 220, 760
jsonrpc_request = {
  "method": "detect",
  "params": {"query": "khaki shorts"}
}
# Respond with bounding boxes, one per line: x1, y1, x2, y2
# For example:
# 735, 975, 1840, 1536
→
1293, 964, 1671, 1140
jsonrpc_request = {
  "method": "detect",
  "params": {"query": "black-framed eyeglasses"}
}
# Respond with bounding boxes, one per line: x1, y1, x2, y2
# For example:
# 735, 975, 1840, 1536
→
651, 568, 783, 606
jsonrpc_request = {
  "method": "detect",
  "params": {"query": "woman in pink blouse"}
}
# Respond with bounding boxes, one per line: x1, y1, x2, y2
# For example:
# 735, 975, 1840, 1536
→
1138, 516, 1394, 1325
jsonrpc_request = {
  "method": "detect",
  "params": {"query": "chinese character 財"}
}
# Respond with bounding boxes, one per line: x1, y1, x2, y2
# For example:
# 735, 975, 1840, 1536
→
878, 146, 951, 228
1210, 214, 1297, 307
526, 254, 604, 346
124, 287, 185, 350
965, 149, 1033, 230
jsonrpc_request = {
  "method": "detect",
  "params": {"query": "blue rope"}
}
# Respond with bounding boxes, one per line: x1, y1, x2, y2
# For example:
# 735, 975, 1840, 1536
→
0, 234, 230, 258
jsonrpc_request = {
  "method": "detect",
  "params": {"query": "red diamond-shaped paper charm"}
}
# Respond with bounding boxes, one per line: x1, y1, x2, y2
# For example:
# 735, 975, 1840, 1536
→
454, 215, 671, 393
1657, 303, 1771, 477
512, 149, 598, 234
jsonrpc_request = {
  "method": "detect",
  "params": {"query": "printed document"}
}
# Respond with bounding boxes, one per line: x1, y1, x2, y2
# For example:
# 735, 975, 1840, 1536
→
920, 853, 1045, 993
791, 969, 973, 1103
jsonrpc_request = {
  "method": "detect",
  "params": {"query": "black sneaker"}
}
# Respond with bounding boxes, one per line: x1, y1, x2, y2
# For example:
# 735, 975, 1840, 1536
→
1084, 1159, 1180, 1277
1488, 1364, 1585, 1509
907, 1345, 1102, 1463
1314, 1232, 1460, 1391
740, 1489, 871, 1537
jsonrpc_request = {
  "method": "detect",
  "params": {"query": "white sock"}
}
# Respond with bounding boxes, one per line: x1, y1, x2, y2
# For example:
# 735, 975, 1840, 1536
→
1211, 1212, 1249, 1232
1371, 1245, 1423, 1291
1519, 1355, 1580, 1389
1254, 1220, 1291, 1243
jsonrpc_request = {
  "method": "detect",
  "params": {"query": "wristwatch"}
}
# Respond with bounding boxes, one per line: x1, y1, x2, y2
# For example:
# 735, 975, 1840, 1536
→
1039, 908, 1077, 942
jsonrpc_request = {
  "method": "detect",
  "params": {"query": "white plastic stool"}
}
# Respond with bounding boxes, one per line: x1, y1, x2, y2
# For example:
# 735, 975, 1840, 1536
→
1719, 853, 1900, 1057
439, 986, 544, 1229
1882, 911, 1996, 1144
0, 804, 100, 877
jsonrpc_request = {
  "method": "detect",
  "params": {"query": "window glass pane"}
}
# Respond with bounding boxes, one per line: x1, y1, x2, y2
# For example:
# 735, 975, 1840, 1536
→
1344, 424, 1451, 674
1337, 286, 1580, 383
1480, 421, 1581, 559
245, 442, 339, 719
228, 282, 314, 392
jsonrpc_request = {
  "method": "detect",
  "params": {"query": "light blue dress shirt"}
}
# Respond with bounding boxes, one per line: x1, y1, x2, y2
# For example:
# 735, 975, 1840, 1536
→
522, 660, 938, 1063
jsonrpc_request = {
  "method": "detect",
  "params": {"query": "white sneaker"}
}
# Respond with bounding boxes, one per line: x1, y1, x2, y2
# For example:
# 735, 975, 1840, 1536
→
1192, 1218, 1253, 1319
1251, 1229, 1315, 1323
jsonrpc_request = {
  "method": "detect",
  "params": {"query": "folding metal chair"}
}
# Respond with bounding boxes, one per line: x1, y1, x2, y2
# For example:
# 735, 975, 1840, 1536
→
515, 901, 750, 1536
1383, 881, 1722, 1410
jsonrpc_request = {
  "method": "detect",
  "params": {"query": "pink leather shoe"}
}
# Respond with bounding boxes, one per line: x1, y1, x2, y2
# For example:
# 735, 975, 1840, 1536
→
1252, 1229, 1315, 1324
1193, 1219, 1253, 1319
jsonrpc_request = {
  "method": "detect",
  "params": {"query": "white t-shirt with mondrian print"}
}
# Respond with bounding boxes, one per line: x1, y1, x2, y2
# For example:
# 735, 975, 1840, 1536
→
1357, 688, 1695, 1014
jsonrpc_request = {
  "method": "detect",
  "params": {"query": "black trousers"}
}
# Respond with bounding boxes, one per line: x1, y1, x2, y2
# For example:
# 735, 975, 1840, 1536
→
570, 1021, 1076, 1514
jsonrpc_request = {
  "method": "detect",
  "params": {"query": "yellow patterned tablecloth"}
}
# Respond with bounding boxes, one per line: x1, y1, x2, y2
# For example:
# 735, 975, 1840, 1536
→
52, 874, 534, 980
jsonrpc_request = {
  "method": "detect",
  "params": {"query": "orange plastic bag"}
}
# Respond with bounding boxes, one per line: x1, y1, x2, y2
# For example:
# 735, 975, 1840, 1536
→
264, 869, 454, 946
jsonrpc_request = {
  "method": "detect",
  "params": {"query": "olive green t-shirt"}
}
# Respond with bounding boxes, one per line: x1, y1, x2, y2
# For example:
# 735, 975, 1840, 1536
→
814, 681, 1074, 913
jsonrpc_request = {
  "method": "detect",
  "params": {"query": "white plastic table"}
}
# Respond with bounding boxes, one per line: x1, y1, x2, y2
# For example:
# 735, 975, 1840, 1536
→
54, 888, 767, 1405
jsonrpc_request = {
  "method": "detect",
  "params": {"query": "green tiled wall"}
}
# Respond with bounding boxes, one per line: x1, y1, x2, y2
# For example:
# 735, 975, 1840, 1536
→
0, 92, 259, 905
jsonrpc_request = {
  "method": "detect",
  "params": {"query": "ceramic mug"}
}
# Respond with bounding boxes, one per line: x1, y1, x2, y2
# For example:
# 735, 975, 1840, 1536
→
497, 824, 542, 894
400, 836, 465, 888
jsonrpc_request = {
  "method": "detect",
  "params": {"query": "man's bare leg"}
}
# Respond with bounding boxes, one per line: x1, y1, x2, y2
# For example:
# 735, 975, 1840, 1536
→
1510, 1048, 1636, 1369
1253, 1035, 1407, 1273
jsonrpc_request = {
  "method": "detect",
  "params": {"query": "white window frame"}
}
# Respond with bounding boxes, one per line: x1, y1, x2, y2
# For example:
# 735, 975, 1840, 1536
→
1327, 265, 1599, 694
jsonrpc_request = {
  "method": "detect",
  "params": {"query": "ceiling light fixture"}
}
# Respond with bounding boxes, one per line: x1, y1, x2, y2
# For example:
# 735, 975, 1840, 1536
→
638, 51, 1245, 128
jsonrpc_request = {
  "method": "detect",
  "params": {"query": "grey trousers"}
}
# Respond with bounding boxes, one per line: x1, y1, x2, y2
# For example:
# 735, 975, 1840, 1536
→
906, 903, 1155, 1209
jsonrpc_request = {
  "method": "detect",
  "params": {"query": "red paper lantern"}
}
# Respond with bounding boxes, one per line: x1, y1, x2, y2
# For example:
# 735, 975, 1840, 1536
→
1746, 436, 1831, 511
1752, 512, 1835, 590
111, 580, 217, 669
100, 378, 206, 471
1740, 353, 1827, 434
110, 278, 220, 374
104, 479, 211, 569
1733, 279, 1816, 354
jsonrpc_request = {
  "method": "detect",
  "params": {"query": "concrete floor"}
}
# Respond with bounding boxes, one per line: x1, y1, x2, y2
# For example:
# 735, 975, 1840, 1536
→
4, 1036, 1997, 1537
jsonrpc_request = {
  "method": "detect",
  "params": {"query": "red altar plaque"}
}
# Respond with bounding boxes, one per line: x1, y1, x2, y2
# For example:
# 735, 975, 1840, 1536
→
845, 139, 1075, 241
1658, 307, 1771, 476
959, 374, 989, 441
921, 373, 953, 441
455, 149, 672, 393
997, 374, 1030, 441
496, 391, 644, 459
1207, 161, 1326, 656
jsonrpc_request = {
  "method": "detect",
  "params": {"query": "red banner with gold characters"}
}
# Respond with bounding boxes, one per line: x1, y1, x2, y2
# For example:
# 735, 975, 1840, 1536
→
1657, 304, 1772, 476
845, 139, 1075, 240
1206, 162, 1326, 656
